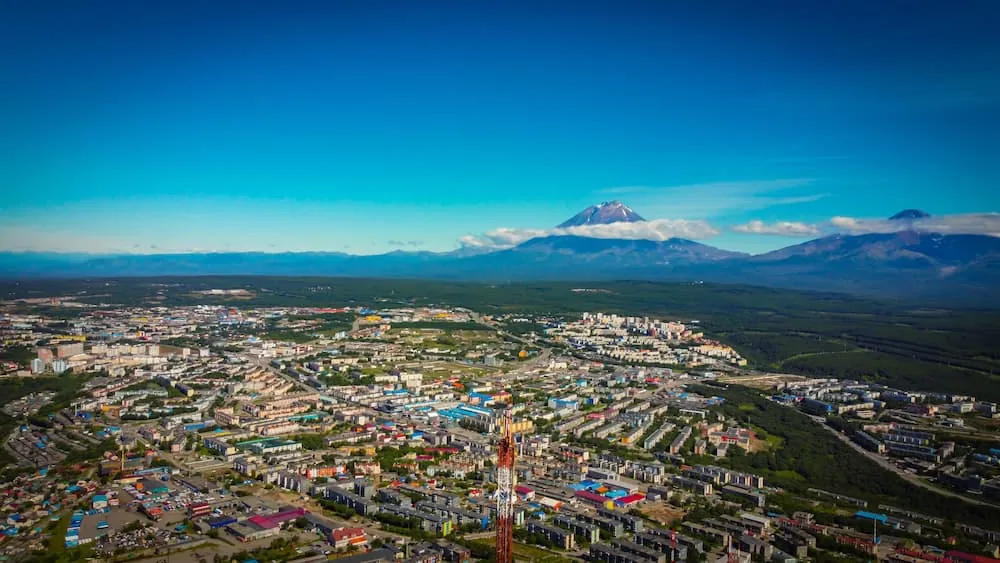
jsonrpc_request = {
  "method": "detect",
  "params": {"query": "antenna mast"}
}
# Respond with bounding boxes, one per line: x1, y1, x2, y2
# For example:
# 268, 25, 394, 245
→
495, 406, 516, 563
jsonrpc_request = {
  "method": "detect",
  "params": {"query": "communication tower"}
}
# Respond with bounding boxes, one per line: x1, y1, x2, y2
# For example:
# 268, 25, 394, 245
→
495, 406, 516, 563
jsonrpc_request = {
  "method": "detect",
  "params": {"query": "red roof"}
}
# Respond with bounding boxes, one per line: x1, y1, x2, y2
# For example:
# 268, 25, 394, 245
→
515, 485, 534, 494
575, 490, 608, 503
248, 507, 308, 529
947, 552, 1000, 563
615, 493, 645, 505
332, 527, 365, 541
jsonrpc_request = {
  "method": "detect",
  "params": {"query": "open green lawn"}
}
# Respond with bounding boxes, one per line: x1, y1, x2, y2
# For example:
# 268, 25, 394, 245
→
764, 434, 784, 448
773, 469, 806, 481
513, 543, 578, 563
474, 540, 577, 563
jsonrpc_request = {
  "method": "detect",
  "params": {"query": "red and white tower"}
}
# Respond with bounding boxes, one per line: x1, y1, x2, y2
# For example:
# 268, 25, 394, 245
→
495, 406, 516, 563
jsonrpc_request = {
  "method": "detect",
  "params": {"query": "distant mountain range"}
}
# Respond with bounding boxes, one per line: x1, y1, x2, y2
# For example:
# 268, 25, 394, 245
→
3, 204, 999, 302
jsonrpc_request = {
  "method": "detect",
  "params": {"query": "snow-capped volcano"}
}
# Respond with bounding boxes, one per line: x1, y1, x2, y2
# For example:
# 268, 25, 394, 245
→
557, 201, 645, 228
889, 209, 931, 221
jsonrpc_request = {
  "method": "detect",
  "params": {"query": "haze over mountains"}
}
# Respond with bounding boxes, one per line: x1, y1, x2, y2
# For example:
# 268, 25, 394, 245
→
2, 202, 999, 302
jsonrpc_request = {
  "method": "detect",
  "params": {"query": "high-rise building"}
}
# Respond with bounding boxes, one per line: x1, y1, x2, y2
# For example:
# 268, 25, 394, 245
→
57, 342, 84, 358
36, 347, 54, 363
31, 358, 46, 374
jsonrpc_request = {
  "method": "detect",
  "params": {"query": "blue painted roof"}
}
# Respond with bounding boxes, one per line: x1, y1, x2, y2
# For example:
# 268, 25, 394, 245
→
855, 511, 888, 523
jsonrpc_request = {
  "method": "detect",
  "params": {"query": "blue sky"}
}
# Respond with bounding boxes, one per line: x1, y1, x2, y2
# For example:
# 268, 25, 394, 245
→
1, 0, 998, 254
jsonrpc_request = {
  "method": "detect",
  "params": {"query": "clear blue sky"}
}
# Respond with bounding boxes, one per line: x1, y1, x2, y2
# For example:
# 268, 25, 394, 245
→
1, 0, 998, 254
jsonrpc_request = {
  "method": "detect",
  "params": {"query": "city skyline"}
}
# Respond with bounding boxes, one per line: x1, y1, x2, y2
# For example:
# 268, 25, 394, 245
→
2, 0, 999, 255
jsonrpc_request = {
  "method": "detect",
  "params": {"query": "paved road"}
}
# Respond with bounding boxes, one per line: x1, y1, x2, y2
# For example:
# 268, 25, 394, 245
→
808, 413, 1000, 509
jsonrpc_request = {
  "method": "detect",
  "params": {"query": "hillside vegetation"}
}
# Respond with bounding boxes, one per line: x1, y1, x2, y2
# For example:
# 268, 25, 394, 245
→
690, 385, 1000, 528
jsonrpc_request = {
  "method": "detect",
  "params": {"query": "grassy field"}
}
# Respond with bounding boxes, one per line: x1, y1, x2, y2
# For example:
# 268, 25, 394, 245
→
473, 540, 577, 563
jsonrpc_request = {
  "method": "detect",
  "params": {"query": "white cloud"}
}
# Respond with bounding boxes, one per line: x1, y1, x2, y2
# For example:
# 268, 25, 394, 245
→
598, 179, 825, 218
458, 219, 719, 250
726, 213, 1000, 240
829, 213, 1000, 237
730, 220, 822, 237
457, 227, 548, 249
560, 219, 719, 241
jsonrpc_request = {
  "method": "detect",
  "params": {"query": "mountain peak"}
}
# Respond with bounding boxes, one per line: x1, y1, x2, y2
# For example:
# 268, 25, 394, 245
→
557, 201, 645, 228
889, 209, 931, 221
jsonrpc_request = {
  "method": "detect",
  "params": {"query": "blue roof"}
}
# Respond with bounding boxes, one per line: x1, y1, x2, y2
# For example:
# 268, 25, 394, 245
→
457, 404, 492, 416
437, 409, 471, 420
855, 511, 888, 523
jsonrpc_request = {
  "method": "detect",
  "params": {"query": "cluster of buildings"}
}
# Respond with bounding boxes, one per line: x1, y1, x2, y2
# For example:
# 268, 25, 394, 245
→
4, 300, 1000, 563
545, 312, 746, 367
772, 379, 1000, 500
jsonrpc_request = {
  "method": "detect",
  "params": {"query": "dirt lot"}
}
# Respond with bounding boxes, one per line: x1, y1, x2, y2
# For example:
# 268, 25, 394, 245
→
642, 501, 686, 526
748, 437, 768, 453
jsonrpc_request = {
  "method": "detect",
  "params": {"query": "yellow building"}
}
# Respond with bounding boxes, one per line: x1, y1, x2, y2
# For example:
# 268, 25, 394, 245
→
53, 335, 87, 343
510, 420, 534, 434
334, 445, 377, 457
